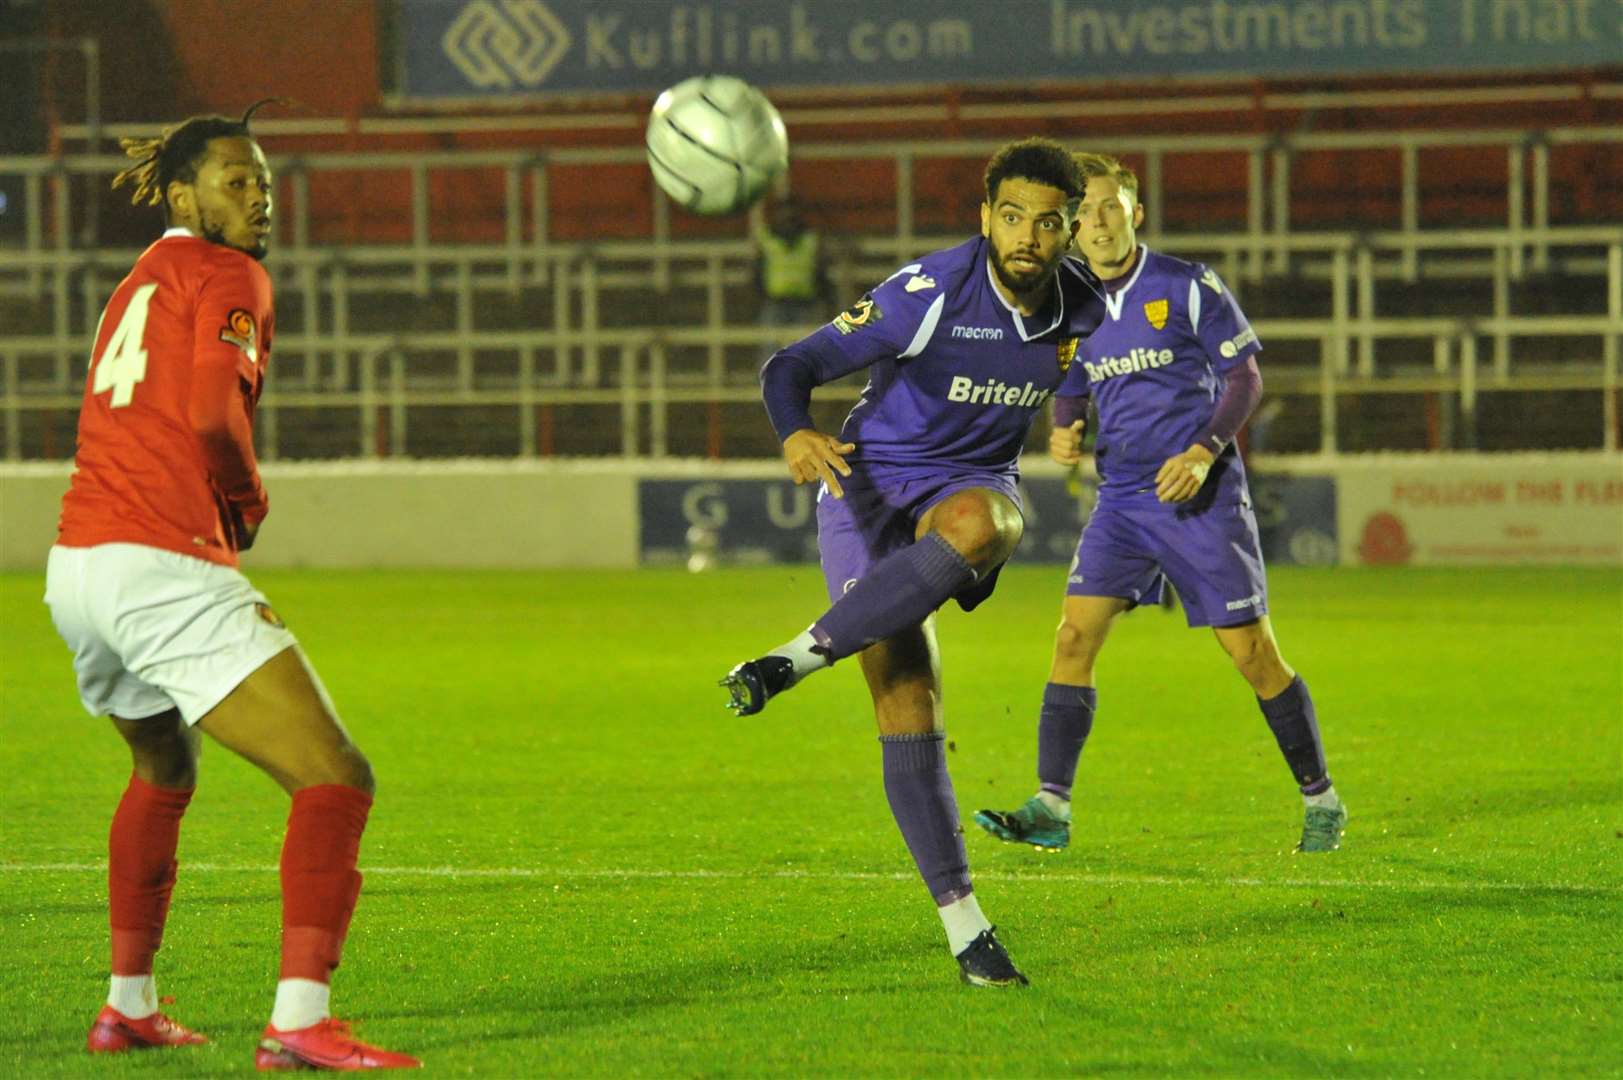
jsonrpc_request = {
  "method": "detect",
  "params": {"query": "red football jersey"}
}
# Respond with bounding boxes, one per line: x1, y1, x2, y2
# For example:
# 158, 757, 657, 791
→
57, 230, 273, 567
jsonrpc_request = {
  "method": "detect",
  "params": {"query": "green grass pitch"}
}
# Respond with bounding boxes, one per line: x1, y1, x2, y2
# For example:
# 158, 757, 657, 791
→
2, 565, 1619, 1077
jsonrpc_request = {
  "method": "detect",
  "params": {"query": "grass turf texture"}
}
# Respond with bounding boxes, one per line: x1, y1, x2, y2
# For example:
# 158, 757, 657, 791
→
1, 565, 1619, 1077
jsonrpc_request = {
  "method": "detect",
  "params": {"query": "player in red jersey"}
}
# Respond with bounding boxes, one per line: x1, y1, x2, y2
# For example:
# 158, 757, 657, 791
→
45, 103, 418, 1071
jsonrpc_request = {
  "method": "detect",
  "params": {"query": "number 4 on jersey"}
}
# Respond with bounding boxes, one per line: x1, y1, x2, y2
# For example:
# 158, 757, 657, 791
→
91, 282, 157, 408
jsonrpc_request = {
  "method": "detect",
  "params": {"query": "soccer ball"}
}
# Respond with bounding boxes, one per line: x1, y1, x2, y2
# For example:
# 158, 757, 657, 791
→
645, 75, 788, 216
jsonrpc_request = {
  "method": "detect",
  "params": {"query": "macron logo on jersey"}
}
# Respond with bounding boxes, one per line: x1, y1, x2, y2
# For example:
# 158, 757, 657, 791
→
950, 325, 1004, 340
946, 376, 1051, 408
1084, 347, 1175, 383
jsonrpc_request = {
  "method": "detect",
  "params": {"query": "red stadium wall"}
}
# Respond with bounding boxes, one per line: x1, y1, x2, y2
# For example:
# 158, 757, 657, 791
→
271, 76, 1619, 246
35, 4, 1620, 246
156, 0, 381, 119
42, 0, 382, 120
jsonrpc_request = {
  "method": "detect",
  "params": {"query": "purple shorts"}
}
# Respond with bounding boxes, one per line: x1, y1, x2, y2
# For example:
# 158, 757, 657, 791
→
816, 467, 1021, 610
1066, 479, 1268, 629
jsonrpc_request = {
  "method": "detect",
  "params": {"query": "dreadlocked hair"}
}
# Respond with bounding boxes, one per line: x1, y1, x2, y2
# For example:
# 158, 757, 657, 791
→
112, 98, 283, 210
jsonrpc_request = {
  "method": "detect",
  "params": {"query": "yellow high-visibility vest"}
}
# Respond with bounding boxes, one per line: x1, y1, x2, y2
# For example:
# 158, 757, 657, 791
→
756, 227, 820, 301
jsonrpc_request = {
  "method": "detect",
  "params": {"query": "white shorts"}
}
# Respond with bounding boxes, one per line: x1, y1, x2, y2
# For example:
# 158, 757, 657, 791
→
44, 543, 299, 725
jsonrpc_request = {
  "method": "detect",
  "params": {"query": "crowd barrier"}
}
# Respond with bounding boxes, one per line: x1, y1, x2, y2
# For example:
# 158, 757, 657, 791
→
3, 454, 1617, 573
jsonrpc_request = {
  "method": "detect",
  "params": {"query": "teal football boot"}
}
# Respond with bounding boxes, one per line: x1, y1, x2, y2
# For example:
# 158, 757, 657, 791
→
1295, 801, 1348, 853
973, 796, 1070, 851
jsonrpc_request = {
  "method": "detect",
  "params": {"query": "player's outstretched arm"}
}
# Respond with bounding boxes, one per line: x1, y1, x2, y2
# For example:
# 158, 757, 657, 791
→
1154, 444, 1216, 503
782, 428, 855, 498
759, 275, 930, 483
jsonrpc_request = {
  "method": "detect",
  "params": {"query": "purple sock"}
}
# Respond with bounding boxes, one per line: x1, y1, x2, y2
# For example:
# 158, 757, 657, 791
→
811, 533, 976, 661
1037, 682, 1096, 800
880, 733, 971, 904
1258, 675, 1331, 794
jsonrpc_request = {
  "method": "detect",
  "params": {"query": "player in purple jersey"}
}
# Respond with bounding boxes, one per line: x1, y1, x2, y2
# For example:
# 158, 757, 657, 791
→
974, 153, 1347, 856
719, 139, 1106, 987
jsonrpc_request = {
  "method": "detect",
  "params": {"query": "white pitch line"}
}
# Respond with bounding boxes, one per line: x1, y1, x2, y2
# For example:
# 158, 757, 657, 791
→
1, 862, 1616, 895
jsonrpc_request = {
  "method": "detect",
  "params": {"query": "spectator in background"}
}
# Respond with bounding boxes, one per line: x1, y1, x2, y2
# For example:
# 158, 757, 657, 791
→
753, 198, 827, 328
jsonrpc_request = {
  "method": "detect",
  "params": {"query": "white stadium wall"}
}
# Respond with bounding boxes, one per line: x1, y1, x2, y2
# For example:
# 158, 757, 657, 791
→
0, 462, 640, 572
1, 455, 1619, 573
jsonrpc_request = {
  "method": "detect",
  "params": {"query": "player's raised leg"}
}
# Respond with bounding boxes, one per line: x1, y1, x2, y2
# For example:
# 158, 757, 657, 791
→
1213, 616, 1346, 852
87, 709, 209, 1053
196, 646, 419, 1070
975, 594, 1127, 850
722, 488, 1022, 715
862, 621, 1028, 988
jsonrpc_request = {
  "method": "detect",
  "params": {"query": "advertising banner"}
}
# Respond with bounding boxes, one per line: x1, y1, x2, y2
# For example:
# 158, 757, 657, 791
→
1252, 473, 1339, 566
639, 471, 1338, 569
394, 0, 1621, 100
639, 475, 1092, 569
1337, 461, 1623, 566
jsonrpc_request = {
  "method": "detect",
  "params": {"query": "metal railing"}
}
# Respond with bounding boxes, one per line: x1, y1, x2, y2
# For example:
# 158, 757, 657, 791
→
3, 125, 1619, 284
50, 77, 1620, 147
3, 227, 1619, 461
3, 225, 1617, 383
2, 314, 1616, 461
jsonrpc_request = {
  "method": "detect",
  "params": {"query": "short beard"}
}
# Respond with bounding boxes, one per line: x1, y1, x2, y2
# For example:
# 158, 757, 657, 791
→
200, 215, 267, 262
989, 251, 1055, 299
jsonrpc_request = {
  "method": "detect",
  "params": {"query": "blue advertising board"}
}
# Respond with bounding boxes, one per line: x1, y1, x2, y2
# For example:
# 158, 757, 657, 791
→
638, 472, 1338, 570
395, 0, 1621, 101
1250, 473, 1338, 566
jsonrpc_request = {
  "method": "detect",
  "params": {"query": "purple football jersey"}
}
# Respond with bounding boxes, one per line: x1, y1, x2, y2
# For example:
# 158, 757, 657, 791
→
762, 236, 1105, 479
1056, 248, 1261, 492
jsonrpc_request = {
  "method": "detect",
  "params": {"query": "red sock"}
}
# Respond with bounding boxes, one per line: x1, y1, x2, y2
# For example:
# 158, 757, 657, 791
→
108, 773, 194, 976
280, 784, 373, 982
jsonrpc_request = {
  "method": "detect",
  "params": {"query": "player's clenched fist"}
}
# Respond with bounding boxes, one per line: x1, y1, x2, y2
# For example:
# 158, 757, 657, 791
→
783, 428, 856, 498
1049, 420, 1086, 466
1155, 445, 1215, 503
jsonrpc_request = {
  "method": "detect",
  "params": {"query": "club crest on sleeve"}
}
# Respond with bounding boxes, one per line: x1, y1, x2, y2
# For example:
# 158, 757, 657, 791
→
1056, 336, 1079, 372
1143, 299, 1169, 331
219, 308, 258, 362
832, 296, 883, 335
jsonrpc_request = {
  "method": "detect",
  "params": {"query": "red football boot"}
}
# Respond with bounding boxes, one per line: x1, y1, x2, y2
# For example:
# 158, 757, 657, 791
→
86, 1004, 208, 1052
255, 1018, 420, 1071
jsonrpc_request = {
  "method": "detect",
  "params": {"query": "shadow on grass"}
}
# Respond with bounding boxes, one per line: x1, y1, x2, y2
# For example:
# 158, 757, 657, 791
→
357, 948, 930, 1052
1395, 774, 1621, 824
